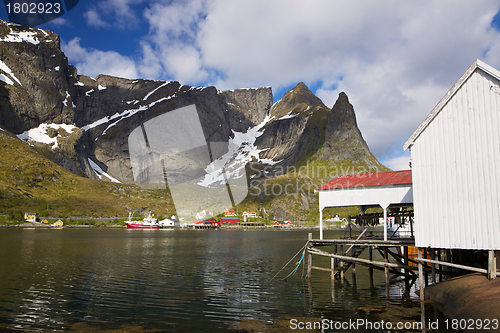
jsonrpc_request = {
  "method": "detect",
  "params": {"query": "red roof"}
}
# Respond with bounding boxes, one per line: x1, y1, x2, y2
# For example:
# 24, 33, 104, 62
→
316, 170, 412, 191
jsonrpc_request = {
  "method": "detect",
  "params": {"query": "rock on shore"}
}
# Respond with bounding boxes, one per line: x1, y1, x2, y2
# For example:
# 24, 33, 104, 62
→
424, 273, 500, 332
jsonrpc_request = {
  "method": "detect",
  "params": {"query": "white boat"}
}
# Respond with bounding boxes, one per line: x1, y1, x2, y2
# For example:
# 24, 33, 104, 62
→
125, 212, 159, 229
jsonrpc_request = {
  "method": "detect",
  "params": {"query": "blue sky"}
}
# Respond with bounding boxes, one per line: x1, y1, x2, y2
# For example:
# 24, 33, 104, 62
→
1, 0, 500, 170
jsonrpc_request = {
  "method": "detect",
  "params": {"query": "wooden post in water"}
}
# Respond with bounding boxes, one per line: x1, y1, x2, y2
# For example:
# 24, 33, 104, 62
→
488, 250, 497, 280
334, 244, 338, 270
446, 249, 452, 275
369, 245, 374, 281
307, 233, 312, 279
431, 249, 436, 284
331, 257, 335, 280
340, 244, 344, 279
418, 248, 425, 326
424, 248, 428, 286
403, 246, 409, 278
404, 245, 410, 300
384, 248, 389, 299
438, 249, 443, 282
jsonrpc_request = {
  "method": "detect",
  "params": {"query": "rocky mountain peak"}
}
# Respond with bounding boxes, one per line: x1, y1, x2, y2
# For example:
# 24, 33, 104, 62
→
329, 91, 358, 130
0, 19, 391, 221
219, 87, 272, 132
0, 19, 386, 188
270, 82, 326, 119
0, 20, 73, 133
320, 92, 381, 167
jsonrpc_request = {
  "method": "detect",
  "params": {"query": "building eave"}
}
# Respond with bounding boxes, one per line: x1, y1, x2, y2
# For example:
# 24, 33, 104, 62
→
403, 59, 500, 150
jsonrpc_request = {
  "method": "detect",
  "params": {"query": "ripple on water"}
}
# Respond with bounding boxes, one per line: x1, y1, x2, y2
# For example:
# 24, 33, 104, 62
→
0, 229, 430, 332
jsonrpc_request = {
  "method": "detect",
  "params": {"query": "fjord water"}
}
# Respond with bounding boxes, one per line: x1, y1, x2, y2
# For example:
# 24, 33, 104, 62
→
0, 229, 426, 332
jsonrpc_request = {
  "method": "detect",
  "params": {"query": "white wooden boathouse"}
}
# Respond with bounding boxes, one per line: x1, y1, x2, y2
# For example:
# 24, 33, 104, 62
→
404, 59, 500, 253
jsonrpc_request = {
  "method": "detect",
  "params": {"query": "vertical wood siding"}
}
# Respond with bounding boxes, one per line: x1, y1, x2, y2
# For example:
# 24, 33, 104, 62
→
412, 70, 500, 249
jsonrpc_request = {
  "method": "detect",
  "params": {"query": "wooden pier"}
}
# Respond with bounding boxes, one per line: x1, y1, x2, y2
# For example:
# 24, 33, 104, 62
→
188, 224, 217, 229
305, 223, 500, 306
306, 228, 419, 283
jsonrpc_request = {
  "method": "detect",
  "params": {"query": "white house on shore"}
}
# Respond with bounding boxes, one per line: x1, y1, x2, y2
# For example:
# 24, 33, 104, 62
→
404, 59, 500, 252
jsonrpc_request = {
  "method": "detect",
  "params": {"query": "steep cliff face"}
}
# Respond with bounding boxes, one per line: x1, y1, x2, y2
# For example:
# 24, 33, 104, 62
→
255, 83, 331, 171
321, 92, 380, 166
0, 21, 75, 133
0, 19, 386, 193
220, 87, 272, 132
254, 83, 385, 177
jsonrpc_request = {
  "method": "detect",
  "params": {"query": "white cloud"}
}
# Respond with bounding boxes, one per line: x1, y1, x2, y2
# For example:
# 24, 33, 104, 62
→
62, 38, 139, 79
161, 44, 209, 83
84, 9, 110, 28
143, 0, 205, 42
46, 17, 69, 27
138, 0, 207, 81
137, 42, 163, 79
69, 0, 500, 165
191, 0, 500, 161
84, 0, 145, 29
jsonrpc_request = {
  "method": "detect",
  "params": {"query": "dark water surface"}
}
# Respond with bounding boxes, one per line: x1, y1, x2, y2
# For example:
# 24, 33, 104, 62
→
0, 229, 440, 332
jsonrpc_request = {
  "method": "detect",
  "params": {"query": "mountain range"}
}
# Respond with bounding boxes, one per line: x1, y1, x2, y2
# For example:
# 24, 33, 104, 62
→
0, 20, 387, 221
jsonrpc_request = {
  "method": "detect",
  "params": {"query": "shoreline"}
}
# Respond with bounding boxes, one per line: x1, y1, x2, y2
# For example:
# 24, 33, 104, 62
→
0, 223, 342, 230
0, 223, 125, 228
424, 273, 500, 332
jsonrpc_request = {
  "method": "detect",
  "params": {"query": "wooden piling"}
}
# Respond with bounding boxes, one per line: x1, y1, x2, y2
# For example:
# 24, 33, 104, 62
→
331, 257, 335, 280
369, 245, 374, 281
424, 248, 428, 286
489, 250, 497, 280
384, 248, 389, 299
418, 248, 425, 326
404, 245, 410, 300
334, 244, 338, 270
340, 244, 344, 279
438, 249, 443, 282
431, 249, 436, 284
307, 233, 312, 278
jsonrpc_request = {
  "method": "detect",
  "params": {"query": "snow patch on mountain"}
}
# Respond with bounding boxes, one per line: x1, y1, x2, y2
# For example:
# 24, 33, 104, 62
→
83, 95, 174, 135
143, 81, 170, 101
278, 106, 311, 120
88, 158, 121, 183
0, 60, 22, 86
17, 123, 78, 149
62, 91, 71, 107
0, 27, 40, 45
197, 114, 280, 187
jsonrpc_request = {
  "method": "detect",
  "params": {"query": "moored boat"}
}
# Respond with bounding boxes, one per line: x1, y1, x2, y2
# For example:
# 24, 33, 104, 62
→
125, 212, 159, 229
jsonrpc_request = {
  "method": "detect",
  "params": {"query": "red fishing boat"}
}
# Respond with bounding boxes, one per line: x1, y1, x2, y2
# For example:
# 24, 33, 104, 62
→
125, 212, 159, 229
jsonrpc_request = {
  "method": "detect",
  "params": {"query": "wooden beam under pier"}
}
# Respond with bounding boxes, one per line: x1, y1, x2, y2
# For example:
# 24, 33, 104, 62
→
417, 257, 500, 277
373, 247, 419, 277
310, 238, 415, 247
308, 247, 417, 272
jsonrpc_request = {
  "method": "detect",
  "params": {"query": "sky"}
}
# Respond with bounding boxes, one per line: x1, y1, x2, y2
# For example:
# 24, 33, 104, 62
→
1, 0, 500, 171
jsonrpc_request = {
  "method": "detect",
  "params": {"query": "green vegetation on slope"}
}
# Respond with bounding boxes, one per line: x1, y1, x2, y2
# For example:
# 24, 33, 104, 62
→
0, 129, 175, 220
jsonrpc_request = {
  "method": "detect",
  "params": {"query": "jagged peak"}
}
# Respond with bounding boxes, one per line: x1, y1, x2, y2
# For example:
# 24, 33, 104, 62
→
284, 82, 319, 101
271, 82, 328, 119
337, 91, 349, 101
330, 91, 358, 127
0, 19, 59, 46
